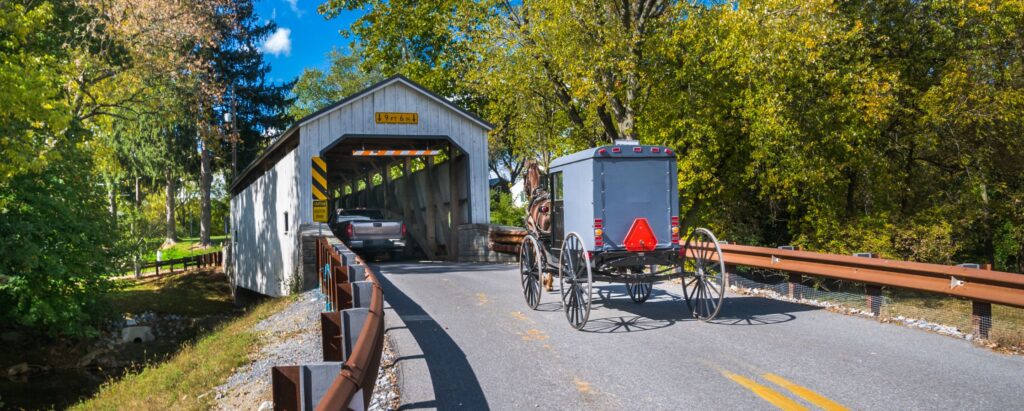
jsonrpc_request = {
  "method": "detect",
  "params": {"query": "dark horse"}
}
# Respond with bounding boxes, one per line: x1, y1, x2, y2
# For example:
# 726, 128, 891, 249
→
523, 160, 554, 290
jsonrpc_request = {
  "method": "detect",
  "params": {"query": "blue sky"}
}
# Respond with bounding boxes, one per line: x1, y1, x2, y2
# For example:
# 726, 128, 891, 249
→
254, 0, 365, 84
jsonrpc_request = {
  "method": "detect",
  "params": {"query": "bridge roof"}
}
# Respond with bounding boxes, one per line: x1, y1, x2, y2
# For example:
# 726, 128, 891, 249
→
229, 75, 493, 195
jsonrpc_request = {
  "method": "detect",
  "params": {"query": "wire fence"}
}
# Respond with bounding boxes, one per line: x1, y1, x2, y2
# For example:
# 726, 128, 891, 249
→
728, 267, 1024, 353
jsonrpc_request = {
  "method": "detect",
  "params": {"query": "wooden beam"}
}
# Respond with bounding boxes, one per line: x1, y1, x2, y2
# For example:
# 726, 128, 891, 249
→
383, 160, 393, 213
402, 159, 413, 225
424, 157, 439, 257
448, 147, 461, 261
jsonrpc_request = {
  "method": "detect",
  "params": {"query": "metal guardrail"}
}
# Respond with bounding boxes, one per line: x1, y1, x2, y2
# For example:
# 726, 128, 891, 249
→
713, 243, 1024, 339
271, 236, 385, 410
140, 250, 223, 275
716, 244, 1024, 308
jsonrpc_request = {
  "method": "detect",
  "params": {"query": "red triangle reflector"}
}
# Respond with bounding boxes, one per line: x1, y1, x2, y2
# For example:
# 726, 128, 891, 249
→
623, 218, 658, 252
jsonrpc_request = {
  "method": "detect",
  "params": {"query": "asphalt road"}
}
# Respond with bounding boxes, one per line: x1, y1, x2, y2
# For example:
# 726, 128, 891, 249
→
374, 262, 1024, 410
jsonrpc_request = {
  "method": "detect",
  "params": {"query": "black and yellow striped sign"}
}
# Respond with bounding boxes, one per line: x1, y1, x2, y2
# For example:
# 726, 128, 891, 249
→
311, 156, 328, 200
312, 156, 329, 222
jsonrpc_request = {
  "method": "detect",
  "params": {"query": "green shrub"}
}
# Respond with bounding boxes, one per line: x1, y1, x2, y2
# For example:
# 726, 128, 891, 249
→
0, 147, 120, 337
490, 189, 525, 227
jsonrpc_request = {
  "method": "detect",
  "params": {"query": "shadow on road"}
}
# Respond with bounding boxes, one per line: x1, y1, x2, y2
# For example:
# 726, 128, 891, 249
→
708, 295, 820, 326
372, 266, 489, 410
377, 262, 510, 275
577, 284, 822, 331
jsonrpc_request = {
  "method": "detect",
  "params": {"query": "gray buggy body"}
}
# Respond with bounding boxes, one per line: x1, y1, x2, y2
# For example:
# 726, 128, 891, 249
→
519, 142, 725, 329
548, 144, 679, 253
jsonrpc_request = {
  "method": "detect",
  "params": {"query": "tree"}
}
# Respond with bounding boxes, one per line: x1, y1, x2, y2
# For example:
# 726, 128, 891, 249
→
207, 0, 293, 174
290, 47, 384, 119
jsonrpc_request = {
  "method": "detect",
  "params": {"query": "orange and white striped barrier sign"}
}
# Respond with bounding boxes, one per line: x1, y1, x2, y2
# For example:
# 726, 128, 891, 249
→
351, 150, 440, 156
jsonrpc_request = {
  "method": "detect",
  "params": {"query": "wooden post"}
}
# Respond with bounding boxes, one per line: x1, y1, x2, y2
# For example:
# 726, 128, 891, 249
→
364, 174, 372, 208
448, 148, 461, 261
866, 285, 883, 316
787, 272, 800, 299
383, 161, 392, 213
724, 264, 735, 289
402, 159, 413, 224
424, 157, 439, 257
973, 264, 993, 339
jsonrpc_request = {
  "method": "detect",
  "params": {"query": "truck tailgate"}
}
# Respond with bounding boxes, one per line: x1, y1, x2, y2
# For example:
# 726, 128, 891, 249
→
351, 221, 402, 240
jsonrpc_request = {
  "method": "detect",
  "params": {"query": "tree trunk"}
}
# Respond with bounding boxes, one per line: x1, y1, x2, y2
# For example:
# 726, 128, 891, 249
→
199, 140, 212, 246
108, 178, 118, 232
165, 168, 177, 244
134, 177, 142, 278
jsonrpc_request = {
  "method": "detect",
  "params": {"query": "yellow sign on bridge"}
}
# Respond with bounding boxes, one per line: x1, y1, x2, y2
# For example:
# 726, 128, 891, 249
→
312, 156, 328, 222
375, 112, 418, 124
313, 200, 328, 223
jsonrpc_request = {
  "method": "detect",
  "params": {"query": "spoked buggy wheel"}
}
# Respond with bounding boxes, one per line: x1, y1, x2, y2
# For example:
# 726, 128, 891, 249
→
626, 282, 653, 303
682, 228, 726, 321
559, 232, 593, 330
626, 266, 654, 303
519, 235, 543, 310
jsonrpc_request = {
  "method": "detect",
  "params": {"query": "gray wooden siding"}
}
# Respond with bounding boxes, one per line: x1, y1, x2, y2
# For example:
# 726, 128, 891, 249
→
295, 81, 489, 225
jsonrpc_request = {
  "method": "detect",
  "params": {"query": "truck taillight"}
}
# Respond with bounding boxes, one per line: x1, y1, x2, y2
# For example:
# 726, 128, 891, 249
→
611, 147, 621, 153
598, 148, 608, 155
633, 146, 643, 153
651, 147, 661, 153
665, 148, 673, 155
401, 223, 407, 238
346, 224, 353, 238
594, 219, 604, 247
671, 216, 680, 242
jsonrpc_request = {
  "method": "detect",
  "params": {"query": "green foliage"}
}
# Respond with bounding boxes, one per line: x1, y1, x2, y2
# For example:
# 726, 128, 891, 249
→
290, 47, 384, 119
490, 190, 525, 227
0, 2, 71, 184
319, 0, 1024, 271
0, 144, 118, 337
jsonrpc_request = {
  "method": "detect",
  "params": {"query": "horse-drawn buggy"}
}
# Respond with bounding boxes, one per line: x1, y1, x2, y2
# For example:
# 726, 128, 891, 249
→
520, 142, 726, 329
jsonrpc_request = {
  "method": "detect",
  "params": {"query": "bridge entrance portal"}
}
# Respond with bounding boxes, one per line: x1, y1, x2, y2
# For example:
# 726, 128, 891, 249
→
321, 135, 471, 260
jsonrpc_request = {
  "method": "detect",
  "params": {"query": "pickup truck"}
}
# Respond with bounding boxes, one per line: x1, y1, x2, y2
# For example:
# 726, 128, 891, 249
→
331, 208, 407, 259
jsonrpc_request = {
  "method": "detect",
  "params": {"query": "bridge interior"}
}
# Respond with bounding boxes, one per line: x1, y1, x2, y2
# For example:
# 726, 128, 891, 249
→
321, 136, 470, 260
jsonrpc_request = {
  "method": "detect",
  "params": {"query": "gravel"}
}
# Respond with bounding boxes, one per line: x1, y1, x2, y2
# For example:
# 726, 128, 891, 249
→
211, 288, 401, 410
213, 290, 324, 410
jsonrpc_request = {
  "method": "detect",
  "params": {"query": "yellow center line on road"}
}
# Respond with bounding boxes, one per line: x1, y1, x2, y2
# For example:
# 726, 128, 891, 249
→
762, 373, 851, 411
722, 371, 809, 411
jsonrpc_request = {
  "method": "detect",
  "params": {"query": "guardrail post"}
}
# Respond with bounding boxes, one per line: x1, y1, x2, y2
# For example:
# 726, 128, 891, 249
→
971, 263, 993, 340
972, 300, 992, 340
865, 285, 882, 316
854, 253, 883, 316
724, 264, 735, 289
341, 308, 370, 360
321, 312, 343, 361
787, 273, 800, 299
272, 366, 301, 411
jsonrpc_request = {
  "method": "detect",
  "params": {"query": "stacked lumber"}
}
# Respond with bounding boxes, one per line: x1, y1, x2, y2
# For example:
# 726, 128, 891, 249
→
489, 226, 527, 254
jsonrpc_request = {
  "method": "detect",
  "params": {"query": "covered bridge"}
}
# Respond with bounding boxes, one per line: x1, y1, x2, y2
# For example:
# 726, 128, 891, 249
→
228, 75, 495, 297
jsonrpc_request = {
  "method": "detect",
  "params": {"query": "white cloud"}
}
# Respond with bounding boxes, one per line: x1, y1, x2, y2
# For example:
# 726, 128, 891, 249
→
261, 28, 292, 57
284, 0, 304, 17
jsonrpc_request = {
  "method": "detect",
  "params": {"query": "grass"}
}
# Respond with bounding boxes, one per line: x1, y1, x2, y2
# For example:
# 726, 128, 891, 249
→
72, 297, 288, 411
882, 291, 1024, 348
109, 269, 235, 316
736, 269, 1024, 349
141, 235, 227, 263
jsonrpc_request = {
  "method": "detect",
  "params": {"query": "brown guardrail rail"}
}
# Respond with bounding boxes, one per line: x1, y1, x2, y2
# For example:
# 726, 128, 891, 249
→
705, 243, 1024, 340
304, 236, 384, 410
714, 244, 1024, 309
